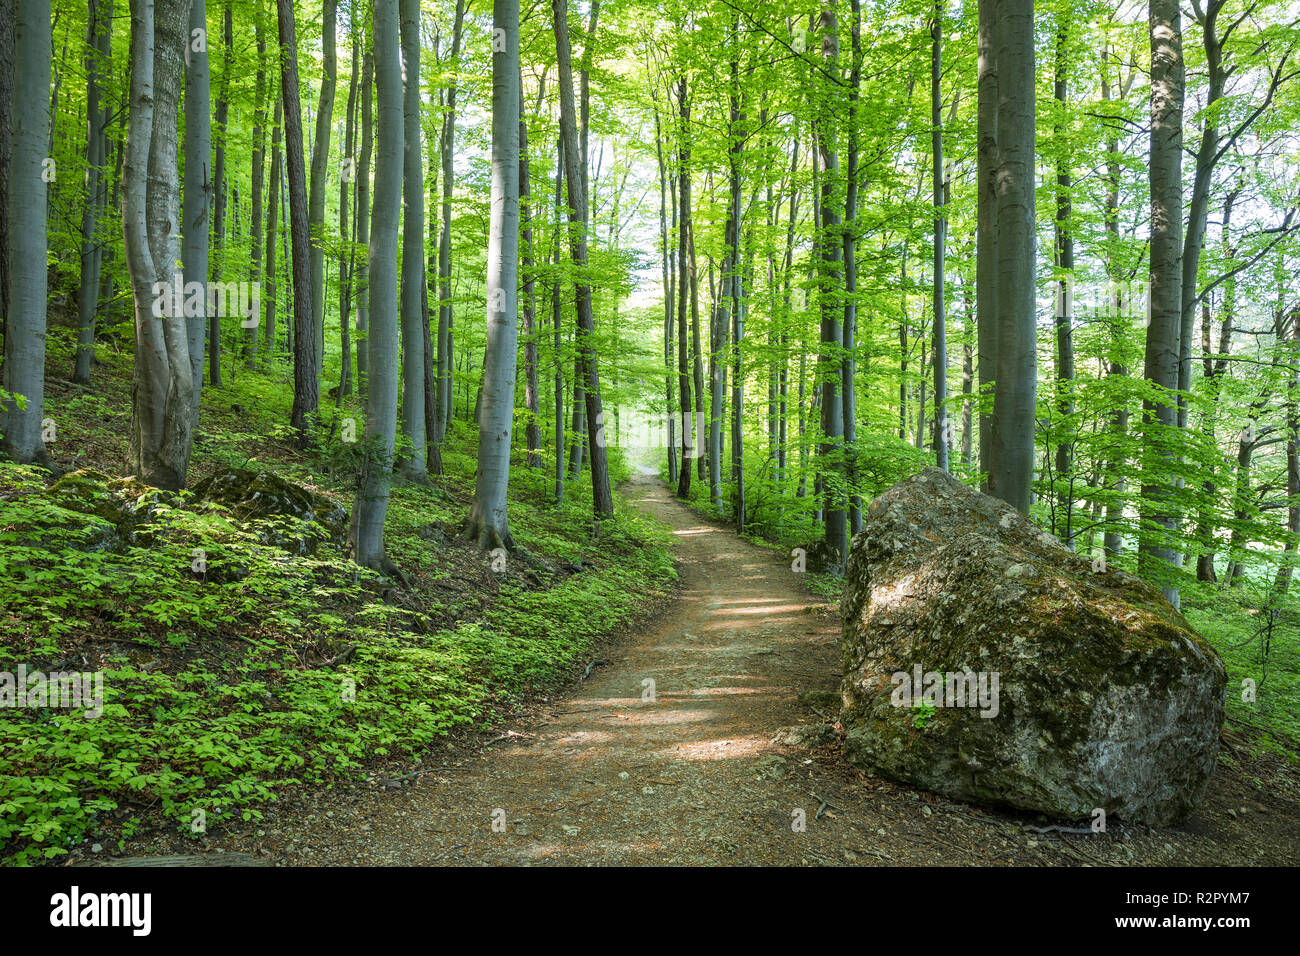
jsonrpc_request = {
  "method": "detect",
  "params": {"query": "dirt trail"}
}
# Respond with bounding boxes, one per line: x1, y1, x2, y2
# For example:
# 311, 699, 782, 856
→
249, 475, 1296, 865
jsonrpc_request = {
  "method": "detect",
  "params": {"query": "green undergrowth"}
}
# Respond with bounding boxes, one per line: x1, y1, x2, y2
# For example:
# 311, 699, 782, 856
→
0, 346, 675, 865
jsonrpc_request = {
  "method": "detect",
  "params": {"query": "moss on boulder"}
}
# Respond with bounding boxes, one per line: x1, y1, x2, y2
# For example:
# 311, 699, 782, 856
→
840, 467, 1226, 826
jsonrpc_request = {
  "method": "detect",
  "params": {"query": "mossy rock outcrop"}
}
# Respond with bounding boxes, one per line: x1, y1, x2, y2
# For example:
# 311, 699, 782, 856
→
189, 467, 349, 555
45, 469, 174, 548
840, 467, 1226, 827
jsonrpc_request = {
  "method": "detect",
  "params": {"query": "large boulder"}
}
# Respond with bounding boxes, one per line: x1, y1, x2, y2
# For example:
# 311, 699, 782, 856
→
840, 467, 1226, 826
189, 467, 349, 554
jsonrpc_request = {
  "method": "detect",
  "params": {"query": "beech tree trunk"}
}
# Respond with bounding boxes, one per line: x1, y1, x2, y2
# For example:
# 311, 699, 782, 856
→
182, 0, 210, 400
1, 0, 51, 465
351, 0, 402, 571
278, 0, 318, 442
1140, 0, 1185, 606
985, 0, 1036, 514
125, 0, 196, 488
398, 0, 426, 479
464, 0, 521, 549
74, 0, 112, 385
554, 0, 613, 518
308, 0, 336, 375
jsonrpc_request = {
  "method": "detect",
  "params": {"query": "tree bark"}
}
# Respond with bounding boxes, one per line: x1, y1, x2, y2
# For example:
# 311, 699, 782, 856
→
464, 0, 521, 548
1140, 0, 1185, 605
125, 0, 195, 488
988, 0, 1036, 514
1, 0, 51, 464
278, 0, 318, 442
554, 0, 613, 518
309, 0, 337, 376
351, 0, 402, 572
398, 0, 426, 480
74, 0, 112, 386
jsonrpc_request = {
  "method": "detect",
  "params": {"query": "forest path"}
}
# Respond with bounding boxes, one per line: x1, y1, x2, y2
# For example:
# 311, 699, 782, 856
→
256, 475, 1295, 866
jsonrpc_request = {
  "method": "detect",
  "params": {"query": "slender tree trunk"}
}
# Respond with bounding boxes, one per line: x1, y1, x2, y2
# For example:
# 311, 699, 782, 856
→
464, 0, 521, 547
930, 0, 948, 473
182, 0, 210, 400
262, 92, 282, 363
308, 0, 337, 376
554, 0, 613, 518
1140, 0, 1185, 605
74, 0, 111, 386
842, 0, 862, 530
1053, 22, 1075, 543
815, 5, 846, 566
249, 11, 267, 368
208, 2, 231, 386
436, 0, 466, 440
354, 47, 372, 396
655, 106, 677, 484
278, 0, 318, 442
675, 76, 693, 499
398, 0, 426, 480
975, 0, 999, 489
351, 0, 402, 571
337, 6, 357, 394
553, 133, 566, 503
1275, 306, 1300, 594
520, 88, 542, 470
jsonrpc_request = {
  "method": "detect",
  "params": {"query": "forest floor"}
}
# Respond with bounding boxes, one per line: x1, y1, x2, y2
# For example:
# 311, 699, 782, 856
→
92, 472, 1300, 866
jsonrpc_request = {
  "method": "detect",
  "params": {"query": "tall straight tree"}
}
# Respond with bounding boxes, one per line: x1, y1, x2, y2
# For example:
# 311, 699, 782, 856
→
337, 4, 358, 393
930, 0, 948, 473
987, 0, 1036, 514
675, 76, 694, 499
844, 0, 863, 528
519, 67, 542, 470
277, 0, 318, 442
436, 0, 466, 441
352, 0, 402, 571
815, 4, 847, 565
1, 0, 51, 464
554, 0, 614, 518
354, 46, 373, 397
309, 0, 337, 375
975, 0, 999, 489
208, 3, 231, 386
248, 11, 268, 368
124, 0, 197, 488
73, 0, 112, 386
182, 0, 211, 403
261, 90, 282, 362
464, 0, 521, 548
1052, 21, 1075, 542
398, 0, 426, 480
1140, 0, 1185, 605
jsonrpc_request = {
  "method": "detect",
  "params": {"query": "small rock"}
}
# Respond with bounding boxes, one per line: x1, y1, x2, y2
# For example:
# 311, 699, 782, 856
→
754, 754, 789, 781
618, 771, 629, 780
91, 843, 102, 854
